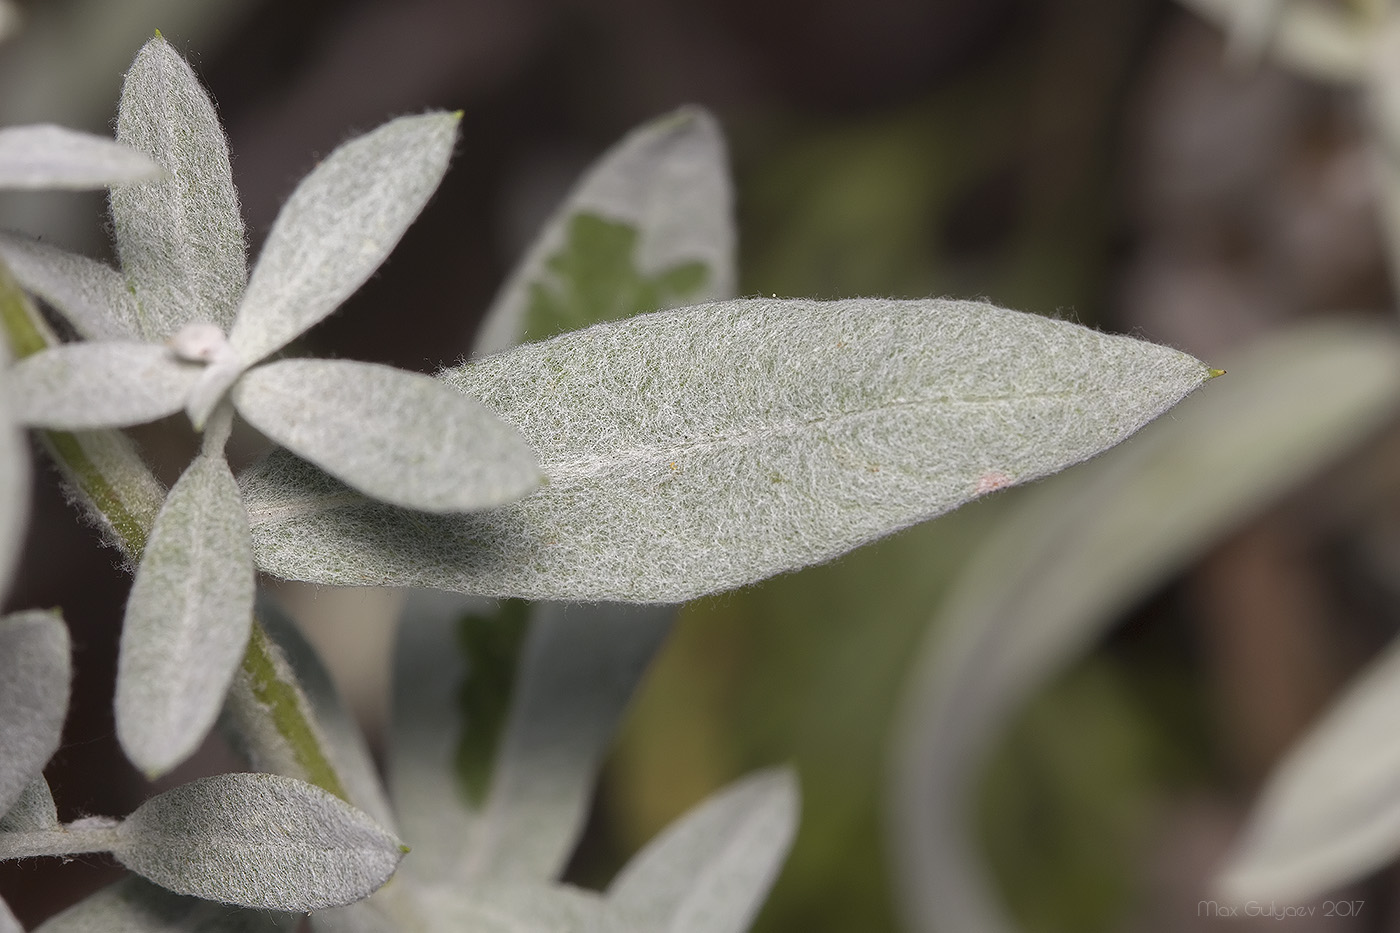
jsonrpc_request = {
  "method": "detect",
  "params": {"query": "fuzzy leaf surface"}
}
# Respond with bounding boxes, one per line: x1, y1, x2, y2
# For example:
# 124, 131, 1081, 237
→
232, 358, 540, 512
114, 773, 403, 911
1218, 635, 1400, 903
244, 298, 1211, 601
0, 351, 26, 596
110, 36, 246, 339
0, 776, 58, 832
229, 113, 457, 363
474, 106, 733, 355
117, 453, 254, 777
609, 768, 799, 933
33, 878, 292, 933
0, 124, 162, 190
10, 342, 200, 430
0, 233, 142, 339
0, 611, 69, 818
890, 320, 1400, 933
389, 595, 672, 883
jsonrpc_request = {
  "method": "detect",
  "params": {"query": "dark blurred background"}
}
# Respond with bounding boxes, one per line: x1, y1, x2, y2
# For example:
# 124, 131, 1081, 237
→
4, 0, 1399, 930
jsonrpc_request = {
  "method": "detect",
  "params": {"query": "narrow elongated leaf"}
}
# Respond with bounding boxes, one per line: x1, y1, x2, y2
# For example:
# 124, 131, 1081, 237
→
889, 320, 1400, 933
229, 113, 458, 364
609, 769, 799, 933
114, 773, 403, 911
0, 124, 162, 190
232, 358, 540, 512
116, 452, 254, 777
110, 35, 247, 339
1218, 635, 1400, 902
10, 342, 199, 430
0, 347, 26, 596
243, 298, 1211, 601
0, 232, 142, 339
390, 594, 672, 883
0, 610, 70, 817
0, 776, 57, 831
474, 106, 734, 355
34, 877, 292, 933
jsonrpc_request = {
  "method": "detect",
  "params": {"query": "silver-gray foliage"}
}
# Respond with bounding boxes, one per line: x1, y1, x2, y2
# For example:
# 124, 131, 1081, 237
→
0, 610, 70, 818
0, 123, 161, 190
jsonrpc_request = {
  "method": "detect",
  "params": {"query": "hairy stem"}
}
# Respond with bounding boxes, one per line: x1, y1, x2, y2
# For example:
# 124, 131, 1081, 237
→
0, 822, 120, 861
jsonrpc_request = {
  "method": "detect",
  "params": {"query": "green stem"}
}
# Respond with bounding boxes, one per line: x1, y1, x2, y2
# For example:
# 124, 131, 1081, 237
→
0, 261, 349, 804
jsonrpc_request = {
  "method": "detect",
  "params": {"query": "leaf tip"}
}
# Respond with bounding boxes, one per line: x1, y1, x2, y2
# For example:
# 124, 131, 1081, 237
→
1207, 367, 1227, 380
152, 27, 162, 38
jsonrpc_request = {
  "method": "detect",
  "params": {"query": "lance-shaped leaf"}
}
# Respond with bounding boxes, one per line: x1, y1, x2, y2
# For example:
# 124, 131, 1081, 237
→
1217, 635, 1400, 903
0, 610, 70, 818
390, 594, 673, 883
0, 233, 142, 339
110, 35, 247, 339
889, 319, 1400, 933
0, 348, 26, 595
229, 112, 458, 364
34, 877, 293, 933
10, 342, 200, 430
232, 359, 540, 513
113, 773, 402, 912
0, 776, 58, 832
609, 769, 798, 933
116, 451, 254, 777
0, 124, 162, 190
243, 298, 1212, 601
474, 106, 734, 355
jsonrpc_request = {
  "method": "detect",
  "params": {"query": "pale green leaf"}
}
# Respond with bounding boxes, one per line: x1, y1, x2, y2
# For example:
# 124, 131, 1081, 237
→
0, 232, 142, 339
243, 298, 1210, 601
0, 610, 69, 817
114, 773, 404, 911
1177, 0, 1373, 83
116, 452, 254, 777
389, 594, 672, 883
474, 106, 734, 355
609, 768, 799, 933
109, 35, 246, 339
228, 113, 458, 364
0, 350, 26, 596
1217, 635, 1400, 903
232, 358, 540, 513
9, 342, 200, 430
889, 319, 1400, 933
0, 124, 162, 190
0, 775, 57, 832
33, 877, 292, 933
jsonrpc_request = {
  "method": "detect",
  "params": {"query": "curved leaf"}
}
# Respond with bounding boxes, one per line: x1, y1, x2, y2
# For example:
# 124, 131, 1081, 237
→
889, 320, 1400, 933
0, 347, 27, 596
232, 359, 540, 513
0, 776, 58, 832
389, 594, 672, 883
9, 342, 199, 430
609, 768, 800, 933
0, 610, 70, 817
109, 35, 247, 339
116, 452, 254, 777
0, 232, 142, 339
33, 877, 291, 933
474, 106, 734, 355
243, 298, 1210, 601
229, 112, 458, 364
114, 773, 402, 912
0, 124, 162, 190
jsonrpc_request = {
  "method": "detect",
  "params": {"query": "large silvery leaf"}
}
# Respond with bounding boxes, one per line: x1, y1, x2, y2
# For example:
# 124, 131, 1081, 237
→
110, 35, 247, 339
34, 877, 292, 933
232, 358, 540, 512
244, 298, 1211, 601
10, 342, 200, 429
228, 112, 457, 364
390, 593, 672, 883
113, 773, 403, 911
474, 106, 734, 355
0, 344, 26, 595
609, 769, 799, 933
889, 319, 1400, 933
116, 452, 254, 777
0, 124, 162, 190
0, 610, 70, 818
1217, 635, 1400, 903
0, 233, 142, 339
